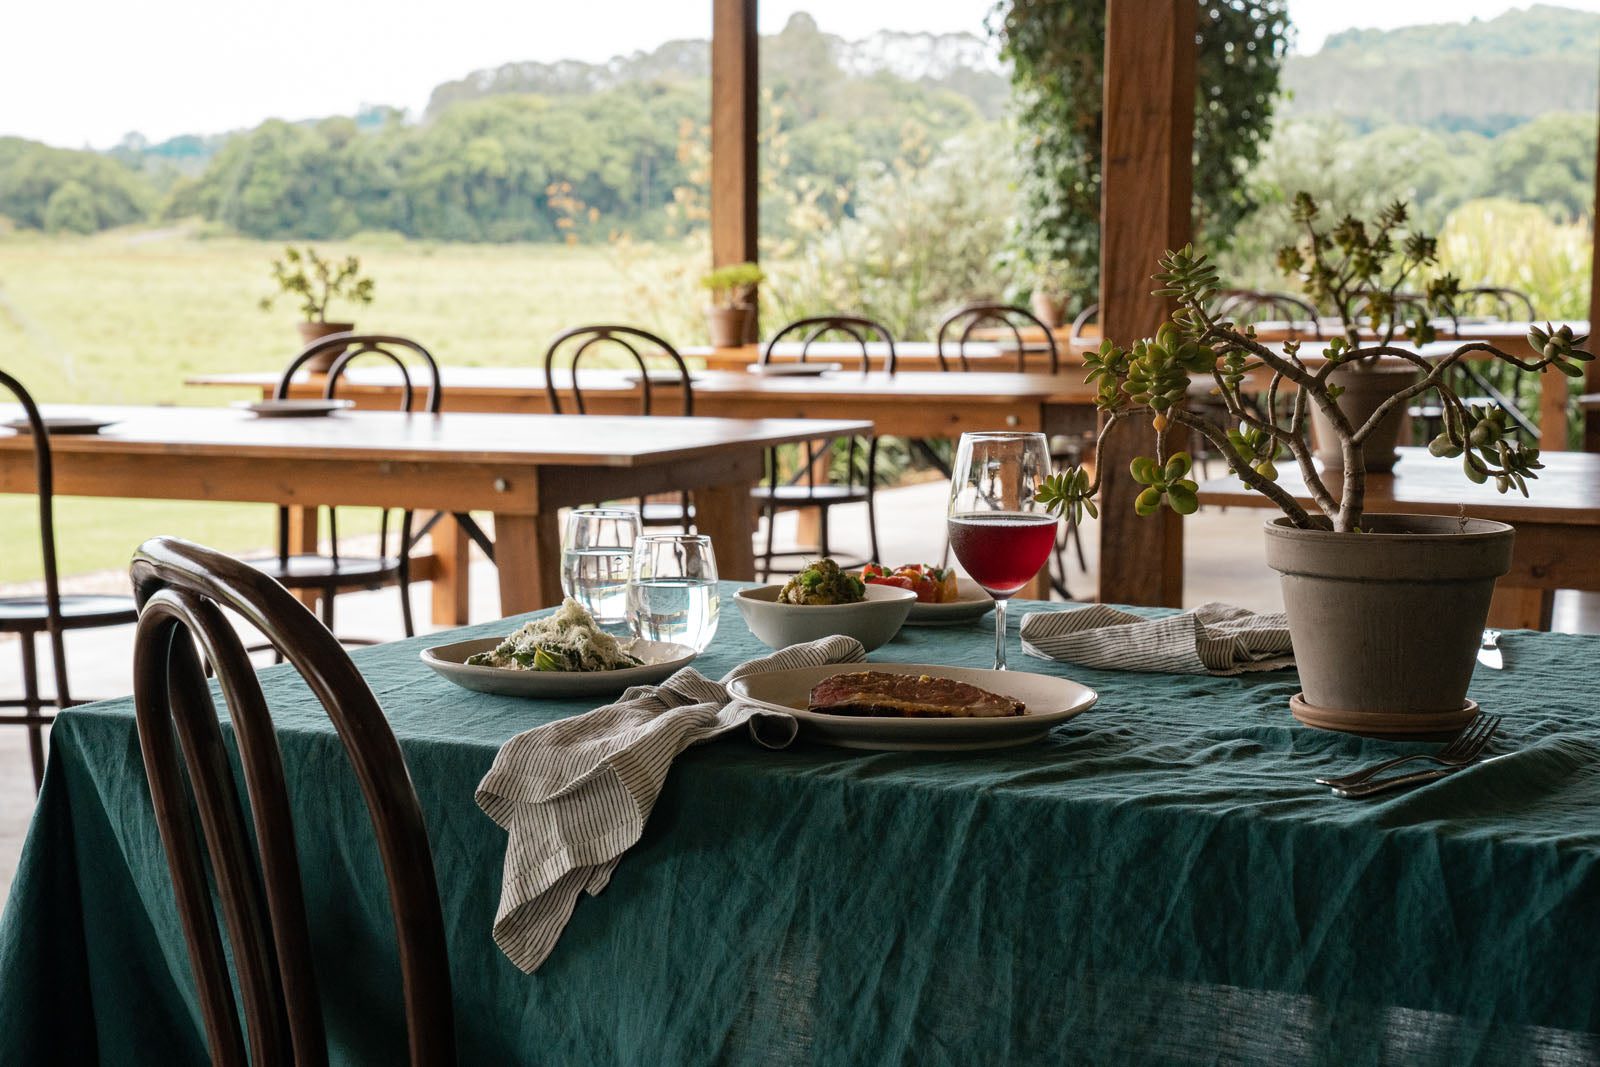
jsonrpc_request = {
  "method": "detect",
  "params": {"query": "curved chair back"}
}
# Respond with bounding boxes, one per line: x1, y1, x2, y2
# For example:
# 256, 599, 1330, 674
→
274, 333, 442, 414
1068, 303, 1099, 351
934, 302, 1059, 373
130, 537, 454, 1067
543, 325, 693, 416
0, 369, 70, 695
760, 315, 897, 374
1212, 289, 1324, 338
1452, 285, 1538, 323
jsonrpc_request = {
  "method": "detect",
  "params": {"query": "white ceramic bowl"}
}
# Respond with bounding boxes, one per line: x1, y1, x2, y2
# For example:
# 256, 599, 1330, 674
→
733, 583, 916, 652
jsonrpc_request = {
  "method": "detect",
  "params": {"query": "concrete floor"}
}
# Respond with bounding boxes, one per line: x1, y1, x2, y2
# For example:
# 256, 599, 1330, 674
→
1, 483, 1594, 912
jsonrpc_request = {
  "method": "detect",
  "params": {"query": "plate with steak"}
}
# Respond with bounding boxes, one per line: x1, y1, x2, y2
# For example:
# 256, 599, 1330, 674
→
729, 663, 1096, 750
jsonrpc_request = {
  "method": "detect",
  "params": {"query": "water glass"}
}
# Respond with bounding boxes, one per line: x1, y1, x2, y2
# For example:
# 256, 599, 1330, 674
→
628, 534, 720, 653
560, 507, 641, 624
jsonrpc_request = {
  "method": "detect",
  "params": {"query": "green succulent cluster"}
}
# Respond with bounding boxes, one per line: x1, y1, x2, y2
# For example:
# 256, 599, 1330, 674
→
1426, 406, 1542, 494
1527, 322, 1590, 377
1033, 467, 1098, 526
1130, 453, 1199, 515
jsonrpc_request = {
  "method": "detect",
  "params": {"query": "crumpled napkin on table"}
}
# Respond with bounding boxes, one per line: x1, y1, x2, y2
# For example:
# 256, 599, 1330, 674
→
1019, 602, 1294, 675
474, 634, 865, 973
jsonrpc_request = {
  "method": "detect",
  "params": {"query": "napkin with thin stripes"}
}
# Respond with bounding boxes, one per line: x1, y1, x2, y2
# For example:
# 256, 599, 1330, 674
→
475, 635, 866, 973
1019, 602, 1293, 675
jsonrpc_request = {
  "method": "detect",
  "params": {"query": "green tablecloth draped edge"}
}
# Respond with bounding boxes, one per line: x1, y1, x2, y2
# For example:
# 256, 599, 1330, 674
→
3, 584, 1600, 1066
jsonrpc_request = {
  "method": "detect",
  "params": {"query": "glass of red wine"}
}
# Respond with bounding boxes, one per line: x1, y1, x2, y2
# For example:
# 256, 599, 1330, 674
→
946, 431, 1056, 670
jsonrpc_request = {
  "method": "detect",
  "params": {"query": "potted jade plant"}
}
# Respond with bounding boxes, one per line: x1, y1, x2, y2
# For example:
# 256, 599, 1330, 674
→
1028, 265, 1070, 329
260, 246, 376, 373
1036, 194, 1591, 738
700, 262, 766, 347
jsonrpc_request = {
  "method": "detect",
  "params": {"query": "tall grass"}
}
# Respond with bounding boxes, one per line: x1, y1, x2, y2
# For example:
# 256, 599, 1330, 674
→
1435, 198, 1592, 319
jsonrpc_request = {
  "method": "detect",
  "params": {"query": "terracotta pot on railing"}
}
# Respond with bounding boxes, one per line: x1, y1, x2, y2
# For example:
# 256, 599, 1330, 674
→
1029, 291, 1065, 330
705, 305, 754, 348
296, 321, 355, 373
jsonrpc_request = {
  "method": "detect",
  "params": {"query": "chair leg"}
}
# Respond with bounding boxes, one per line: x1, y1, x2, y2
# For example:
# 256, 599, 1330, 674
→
865, 491, 881, 565
19, 633, 44, 793
761, 499, 778, 582
817, 506, 830, 558
398, 513, 416, 639
320, 589, 336, 632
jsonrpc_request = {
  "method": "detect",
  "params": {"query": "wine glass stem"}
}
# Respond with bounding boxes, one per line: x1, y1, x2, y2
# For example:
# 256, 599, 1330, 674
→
993, 597, 1008, 671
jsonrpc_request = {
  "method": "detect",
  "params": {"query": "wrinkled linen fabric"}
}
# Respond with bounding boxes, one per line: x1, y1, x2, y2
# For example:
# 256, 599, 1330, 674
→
1020, 601, 1294, 674
4, 589, 1600, 1066
475, 635, 865, 972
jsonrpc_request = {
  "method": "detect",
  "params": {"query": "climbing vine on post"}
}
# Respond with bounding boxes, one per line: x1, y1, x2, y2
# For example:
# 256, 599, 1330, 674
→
990, 0, 1292, 305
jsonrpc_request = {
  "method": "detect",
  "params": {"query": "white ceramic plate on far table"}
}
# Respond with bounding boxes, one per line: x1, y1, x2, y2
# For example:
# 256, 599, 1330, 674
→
233, 398, 354, 418
421, 636, 696, 698
729, 662, 1097, 751
3, 416, 118, 435
904, 579, 995, 626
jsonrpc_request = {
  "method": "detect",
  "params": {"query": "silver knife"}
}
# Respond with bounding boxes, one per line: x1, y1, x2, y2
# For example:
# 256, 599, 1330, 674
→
1477, 629, 1502, 670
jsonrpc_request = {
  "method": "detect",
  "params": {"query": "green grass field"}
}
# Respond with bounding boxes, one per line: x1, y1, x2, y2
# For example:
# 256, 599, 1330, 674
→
0, 228, 698, 583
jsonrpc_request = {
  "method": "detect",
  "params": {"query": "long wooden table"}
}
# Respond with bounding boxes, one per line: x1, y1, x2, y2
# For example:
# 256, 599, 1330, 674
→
190, 366, 1102, 439
683, 341, 1080, 374
1196, 446, 1600, 630
0, 406, 869, 617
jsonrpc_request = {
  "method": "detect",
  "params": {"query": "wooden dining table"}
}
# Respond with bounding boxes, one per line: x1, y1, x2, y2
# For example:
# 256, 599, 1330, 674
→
1196, 447, 1600, 630
683, 340, 1081, 373
0, 405, 870, 617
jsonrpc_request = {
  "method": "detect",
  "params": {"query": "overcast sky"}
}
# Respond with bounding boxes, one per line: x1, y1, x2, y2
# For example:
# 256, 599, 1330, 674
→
6, 2, 1598, 149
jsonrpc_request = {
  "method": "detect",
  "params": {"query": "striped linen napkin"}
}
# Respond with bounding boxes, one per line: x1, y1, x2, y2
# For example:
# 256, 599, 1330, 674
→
475, 635, 865, 973
1019, 602, 1294, 675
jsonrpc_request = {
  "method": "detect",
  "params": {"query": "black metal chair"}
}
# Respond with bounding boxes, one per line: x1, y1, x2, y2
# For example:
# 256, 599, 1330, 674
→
754, 316, 894, 576
544, 324, 696, 529
130, 536, 454, 1066
934, 302, 1060, 373
258, 333, 493, 641
1412, 286, 1544, 444
1212, 289, 1324, 338
0, 369, 138, 791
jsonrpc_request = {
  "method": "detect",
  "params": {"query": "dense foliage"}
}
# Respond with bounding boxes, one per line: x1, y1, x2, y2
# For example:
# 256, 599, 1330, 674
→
992, 0, 1292, 303
0, 138, 153, 233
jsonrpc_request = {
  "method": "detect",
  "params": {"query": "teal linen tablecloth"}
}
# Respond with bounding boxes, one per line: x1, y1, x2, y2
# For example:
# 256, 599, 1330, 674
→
3, 585, 1600, 1065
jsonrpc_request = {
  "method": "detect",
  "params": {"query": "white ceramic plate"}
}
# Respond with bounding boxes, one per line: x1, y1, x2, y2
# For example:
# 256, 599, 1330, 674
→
233, 399, 355, 418
749, 362, 844, 377
623, 370, 702, 386
2, 416, 117, 435
729, 662, 1097, 751
420, 637, 697, 698
904, 579, 995, 626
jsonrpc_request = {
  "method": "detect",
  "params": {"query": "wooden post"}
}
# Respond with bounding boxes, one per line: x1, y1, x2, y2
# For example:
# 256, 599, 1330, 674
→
1585, 103, 1600, 452
1095, 0, 1195, 607
711, 0, 758, 338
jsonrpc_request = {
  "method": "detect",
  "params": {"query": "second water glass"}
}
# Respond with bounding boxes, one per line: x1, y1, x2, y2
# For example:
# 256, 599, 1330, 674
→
628, 534, 720, 653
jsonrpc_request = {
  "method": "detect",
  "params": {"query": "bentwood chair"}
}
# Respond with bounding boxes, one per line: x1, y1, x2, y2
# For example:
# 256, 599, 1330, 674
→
1211, 289, 1324, 338
259, 334, 493, 641
1412, 285, 1543, 444
934, 302, 1060, 373
130, 537, 454, 1066
754, 316, 894, 576
0, 370, 138, 791
544, 324, 696, 528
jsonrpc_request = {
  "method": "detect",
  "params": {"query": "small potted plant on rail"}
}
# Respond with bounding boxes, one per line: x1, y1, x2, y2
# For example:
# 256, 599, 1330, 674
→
700, 261, 766, 347
260, 246, 376, 373
1035, 193, 1590, 738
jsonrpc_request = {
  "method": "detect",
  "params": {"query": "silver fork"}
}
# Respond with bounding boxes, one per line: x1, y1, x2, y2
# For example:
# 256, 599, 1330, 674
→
1314, 713, 1500, 788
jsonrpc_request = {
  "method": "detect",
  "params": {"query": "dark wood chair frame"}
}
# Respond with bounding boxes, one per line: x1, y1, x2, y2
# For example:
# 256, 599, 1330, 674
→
755, 316, 895, 575
934, 302, 1060, 374
1212, 289, 1324, 339
543, 324, 697, 528
0, 367, 137, 790
130, 536, 454, 1066
269, 334, 494, 640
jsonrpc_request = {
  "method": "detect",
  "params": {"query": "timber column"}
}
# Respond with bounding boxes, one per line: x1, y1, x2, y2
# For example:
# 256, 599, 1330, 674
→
1097, 0, 1195, 606
711, 0, 759, 340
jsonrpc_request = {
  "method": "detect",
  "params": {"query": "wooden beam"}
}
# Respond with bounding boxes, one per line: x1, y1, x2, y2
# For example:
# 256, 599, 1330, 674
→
1095, 0, 1195, 607
1586, 101, 1600, 452
710, 0, 758, 274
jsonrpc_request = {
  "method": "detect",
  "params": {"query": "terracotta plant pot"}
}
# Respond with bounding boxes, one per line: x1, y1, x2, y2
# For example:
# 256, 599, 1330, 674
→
1029, 291, 1065, 329
296, 320, 355, 373
1307, 358, 1418, 473
705, 305, 754, 348
1263, 513, 1514, 739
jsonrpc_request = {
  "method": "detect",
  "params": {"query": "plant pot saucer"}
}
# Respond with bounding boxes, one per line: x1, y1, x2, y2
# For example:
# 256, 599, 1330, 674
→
1290, 693, 1478, 741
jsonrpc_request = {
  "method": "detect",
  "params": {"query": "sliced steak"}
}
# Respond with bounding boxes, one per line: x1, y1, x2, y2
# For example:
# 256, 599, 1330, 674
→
807, 670, 1025, 718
